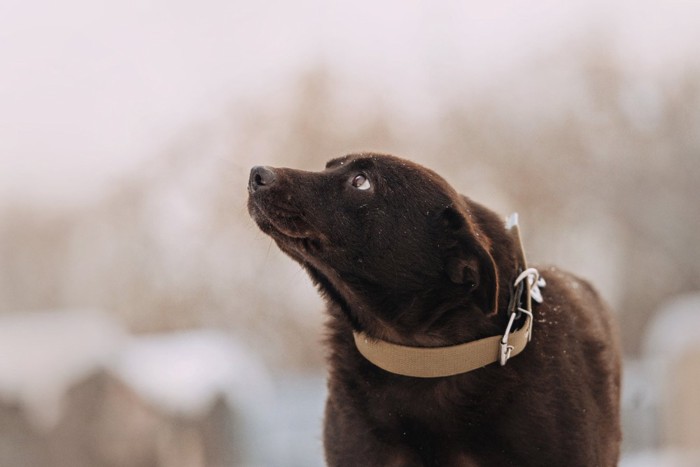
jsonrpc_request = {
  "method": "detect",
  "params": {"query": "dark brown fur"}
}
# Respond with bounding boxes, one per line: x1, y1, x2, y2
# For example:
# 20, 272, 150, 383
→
247, 153, 621, 466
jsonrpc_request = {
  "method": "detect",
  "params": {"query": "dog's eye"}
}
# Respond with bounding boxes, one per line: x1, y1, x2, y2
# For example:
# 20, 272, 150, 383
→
351, 174, 371, 190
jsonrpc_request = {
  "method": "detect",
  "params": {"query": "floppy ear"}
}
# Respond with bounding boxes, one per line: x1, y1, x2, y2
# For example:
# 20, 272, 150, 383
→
441, 207, 500, 314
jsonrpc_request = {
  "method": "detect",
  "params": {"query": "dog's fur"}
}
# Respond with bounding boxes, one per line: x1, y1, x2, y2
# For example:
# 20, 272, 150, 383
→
247, 153, 621, 466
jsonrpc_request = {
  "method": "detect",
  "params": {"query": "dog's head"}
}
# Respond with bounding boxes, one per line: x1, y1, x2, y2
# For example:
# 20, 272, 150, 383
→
247, 153, 504, 336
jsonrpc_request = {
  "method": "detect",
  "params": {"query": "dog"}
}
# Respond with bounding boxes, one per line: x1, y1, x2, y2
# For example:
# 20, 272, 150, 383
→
247, 153, 621, 466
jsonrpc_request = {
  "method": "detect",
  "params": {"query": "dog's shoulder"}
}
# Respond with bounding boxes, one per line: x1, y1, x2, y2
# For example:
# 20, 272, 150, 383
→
537, 266, 614, 328
529, 265, 621, 382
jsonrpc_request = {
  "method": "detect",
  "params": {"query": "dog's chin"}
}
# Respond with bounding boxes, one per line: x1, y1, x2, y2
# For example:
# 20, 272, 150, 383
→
272, 226, 323, 259
250, 205, 323, 258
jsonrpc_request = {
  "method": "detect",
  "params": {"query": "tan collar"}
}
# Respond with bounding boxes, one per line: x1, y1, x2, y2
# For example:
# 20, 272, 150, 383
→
352, 213, 545, 378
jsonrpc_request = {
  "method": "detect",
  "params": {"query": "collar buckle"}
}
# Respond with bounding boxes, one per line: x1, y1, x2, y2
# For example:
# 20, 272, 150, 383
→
499, 311, 517, 366
353, 213, 544, 377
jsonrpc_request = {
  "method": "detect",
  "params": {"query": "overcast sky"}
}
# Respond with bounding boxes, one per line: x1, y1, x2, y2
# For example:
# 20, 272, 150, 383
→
2, 0, 699, 206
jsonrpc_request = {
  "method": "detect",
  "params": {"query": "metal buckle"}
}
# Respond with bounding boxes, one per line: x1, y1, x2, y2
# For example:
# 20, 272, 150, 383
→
501, 260, 543, 367
518, 307, 534, 342
500, 306, 535, 366
507, 277, 524, 317
499, 312, 517, 366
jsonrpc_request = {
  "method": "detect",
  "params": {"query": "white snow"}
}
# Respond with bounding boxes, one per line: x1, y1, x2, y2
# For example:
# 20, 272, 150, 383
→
0, 311, 271, 428
620, 449, 700, 467
643, 293, 700, 359
0, 310, 125, 428
112, 329, 272, 418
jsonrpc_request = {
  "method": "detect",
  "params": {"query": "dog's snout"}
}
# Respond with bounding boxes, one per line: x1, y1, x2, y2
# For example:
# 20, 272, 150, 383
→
249, 166, 277, 192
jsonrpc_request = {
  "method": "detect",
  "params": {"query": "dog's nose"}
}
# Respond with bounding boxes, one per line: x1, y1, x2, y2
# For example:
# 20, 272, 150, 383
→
249, 166, 277, 192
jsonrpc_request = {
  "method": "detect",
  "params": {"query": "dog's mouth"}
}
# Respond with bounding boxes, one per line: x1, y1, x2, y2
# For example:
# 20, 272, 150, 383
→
248, 199, 324, 255
247, 165, 327, 257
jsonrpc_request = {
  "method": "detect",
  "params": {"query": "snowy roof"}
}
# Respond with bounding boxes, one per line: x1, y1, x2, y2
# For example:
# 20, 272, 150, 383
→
0, 310, 125, 428
112, 329, 272, 417
0, 311, 271, 427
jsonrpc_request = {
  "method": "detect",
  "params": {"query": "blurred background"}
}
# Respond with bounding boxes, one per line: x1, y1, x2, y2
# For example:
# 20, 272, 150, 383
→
1, 1, 699, 465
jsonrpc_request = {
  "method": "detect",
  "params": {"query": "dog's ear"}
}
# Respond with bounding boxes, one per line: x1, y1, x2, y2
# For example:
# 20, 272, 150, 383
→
440, 207, 499, 314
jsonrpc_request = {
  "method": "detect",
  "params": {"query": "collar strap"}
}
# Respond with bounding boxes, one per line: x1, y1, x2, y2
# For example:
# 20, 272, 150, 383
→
352, 213, 545, 378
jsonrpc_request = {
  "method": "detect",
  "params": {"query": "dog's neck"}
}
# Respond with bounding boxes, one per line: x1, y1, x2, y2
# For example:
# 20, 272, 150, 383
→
350, 213, 543, 378
318, 211, 522, 349
378, 207, 519, 347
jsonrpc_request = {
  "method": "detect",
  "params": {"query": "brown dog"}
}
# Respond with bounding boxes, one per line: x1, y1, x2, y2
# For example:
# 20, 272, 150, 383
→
247, 153, 621, 466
